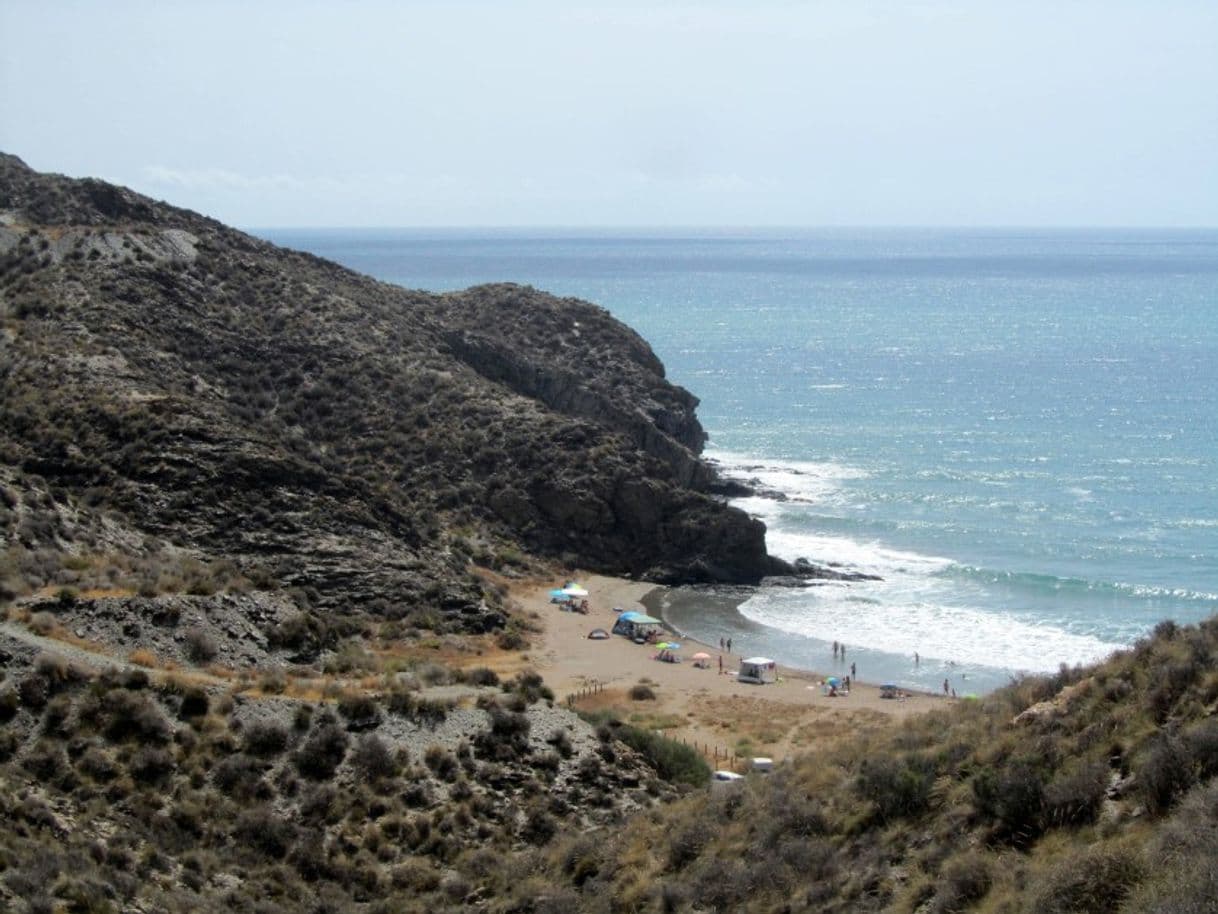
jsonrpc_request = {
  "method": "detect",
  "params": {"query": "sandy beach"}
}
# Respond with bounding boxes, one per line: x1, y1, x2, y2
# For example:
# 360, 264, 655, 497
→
521, 573, 944, 766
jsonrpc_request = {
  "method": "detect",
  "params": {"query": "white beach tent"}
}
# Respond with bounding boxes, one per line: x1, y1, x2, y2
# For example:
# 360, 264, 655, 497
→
737, 657, 777, 684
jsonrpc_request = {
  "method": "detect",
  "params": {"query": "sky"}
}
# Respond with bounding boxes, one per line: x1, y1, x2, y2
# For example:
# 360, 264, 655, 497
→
1, 1, 1216, 228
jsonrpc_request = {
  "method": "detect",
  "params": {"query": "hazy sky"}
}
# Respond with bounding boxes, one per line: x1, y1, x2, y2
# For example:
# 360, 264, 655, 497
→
2, 1, 1215, 227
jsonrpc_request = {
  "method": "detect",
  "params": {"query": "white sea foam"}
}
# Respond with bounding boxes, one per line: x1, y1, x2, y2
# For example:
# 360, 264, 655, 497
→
737, 584, 1126, 673
705, 448, 867, 505
703, 443, 1203, 677
766, 528, 954, 578
707, 447, 951, 576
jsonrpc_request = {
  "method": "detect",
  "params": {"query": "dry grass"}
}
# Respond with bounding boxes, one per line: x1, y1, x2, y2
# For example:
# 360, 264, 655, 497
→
77, 587, 137, 599
129, 648, 158, 668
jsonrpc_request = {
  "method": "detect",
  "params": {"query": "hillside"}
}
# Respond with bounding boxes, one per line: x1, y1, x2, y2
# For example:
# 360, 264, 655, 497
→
3, 156, 1217, 914
0, 152, 787, 640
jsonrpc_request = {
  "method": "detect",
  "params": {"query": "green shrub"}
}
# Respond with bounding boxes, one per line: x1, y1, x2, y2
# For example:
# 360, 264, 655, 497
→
507, 670, 553, 704
475, 708, 532, 762
424, 745, 459, 781
629, 683, 656, 701
102, 690, 171, 743
232, 806, 297, 860
212, 753, 269, 800
1137, 732, 1195, 815
461, 666, 500, 687
856, 754, 936, 823
931, 851, 992, 913
1042, 758, 1109, 827
546, 728, 574, 759
177, 687, 208, 720
128, 745, 175, 784
18, 673, 49, 710
668, 819, 714, 870
22, 739, 67, 782
520, 806, 557, 845
496, 628, 527, 650
76, 745, 118, 782
1029, 844, 1144, 913
243, 720, 290, 756
350, 733, 397, 781
0, 687, 19, 721
972, 757, 1047, 843
0, 730, 19, 761
294, 717, 348, 779
337, 691, 382, 731
1183, 718, 1218, 780
610, 719, 709, 788
182, 626, 218, 663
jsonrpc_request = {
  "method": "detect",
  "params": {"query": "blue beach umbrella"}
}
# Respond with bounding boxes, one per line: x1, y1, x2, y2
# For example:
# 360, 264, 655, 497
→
549, 589, 571, 601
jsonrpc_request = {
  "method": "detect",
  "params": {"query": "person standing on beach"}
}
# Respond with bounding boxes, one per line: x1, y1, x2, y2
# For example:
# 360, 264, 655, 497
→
833, 640, 839, 659
718, 655, 723, 674
943, 678, 950, 695
851, 662, 856, 679
726, 638, 732, 654
914, 651, 920, 666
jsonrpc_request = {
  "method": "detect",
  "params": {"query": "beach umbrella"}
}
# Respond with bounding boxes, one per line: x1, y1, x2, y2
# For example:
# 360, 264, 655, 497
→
826, 676, 840, 687
692, 652, 711, 660
655, 642, 672, 650
562, 584, 589, 597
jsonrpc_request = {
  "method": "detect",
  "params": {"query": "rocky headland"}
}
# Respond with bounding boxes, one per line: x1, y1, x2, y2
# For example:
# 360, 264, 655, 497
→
0, 152, 791, 636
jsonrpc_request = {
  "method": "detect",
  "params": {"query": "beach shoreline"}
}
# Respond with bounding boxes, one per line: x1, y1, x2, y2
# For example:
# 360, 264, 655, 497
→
518, 573, 945, 765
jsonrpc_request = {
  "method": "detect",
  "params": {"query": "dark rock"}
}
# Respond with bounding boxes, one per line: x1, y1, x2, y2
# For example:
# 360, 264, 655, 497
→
0, 153, 793, 643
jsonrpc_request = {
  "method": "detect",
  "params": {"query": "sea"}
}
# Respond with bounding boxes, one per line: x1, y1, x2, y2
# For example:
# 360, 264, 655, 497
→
257, 227, 1218, 695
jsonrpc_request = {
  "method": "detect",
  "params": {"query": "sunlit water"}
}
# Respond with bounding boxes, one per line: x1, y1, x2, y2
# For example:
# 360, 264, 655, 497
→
259, 227, 1218, 693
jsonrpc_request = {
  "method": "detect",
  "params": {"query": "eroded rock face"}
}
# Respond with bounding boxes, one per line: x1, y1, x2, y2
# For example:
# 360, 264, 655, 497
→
0, 153, 788, 630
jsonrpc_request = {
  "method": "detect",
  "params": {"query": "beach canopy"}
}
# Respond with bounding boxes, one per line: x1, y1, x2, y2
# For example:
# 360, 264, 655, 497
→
738, 657, 778, 685
620, 612, 661, 625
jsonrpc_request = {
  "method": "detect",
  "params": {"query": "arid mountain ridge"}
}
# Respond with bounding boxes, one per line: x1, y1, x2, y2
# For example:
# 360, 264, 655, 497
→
0, 152, 794, 629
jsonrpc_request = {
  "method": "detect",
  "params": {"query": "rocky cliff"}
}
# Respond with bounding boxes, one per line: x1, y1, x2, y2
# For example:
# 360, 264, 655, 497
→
0, 153, 788, 630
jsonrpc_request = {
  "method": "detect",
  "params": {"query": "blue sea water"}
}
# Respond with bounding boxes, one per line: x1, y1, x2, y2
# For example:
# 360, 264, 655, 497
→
259, 227, 1218, 693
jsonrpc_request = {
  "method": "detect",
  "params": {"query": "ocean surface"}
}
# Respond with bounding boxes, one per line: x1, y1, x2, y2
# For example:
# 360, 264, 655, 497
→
258, 227, 1218, 694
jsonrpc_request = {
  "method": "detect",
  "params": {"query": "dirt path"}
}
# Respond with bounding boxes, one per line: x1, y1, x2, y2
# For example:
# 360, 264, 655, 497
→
0, 619, 487, 705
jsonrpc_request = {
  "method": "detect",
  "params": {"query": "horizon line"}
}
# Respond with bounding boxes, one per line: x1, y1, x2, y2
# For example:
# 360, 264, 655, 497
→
245, 223, 1218, 233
